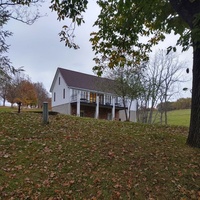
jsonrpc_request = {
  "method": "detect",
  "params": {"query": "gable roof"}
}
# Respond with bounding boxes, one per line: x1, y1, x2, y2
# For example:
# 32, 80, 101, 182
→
50, 67, 116, 94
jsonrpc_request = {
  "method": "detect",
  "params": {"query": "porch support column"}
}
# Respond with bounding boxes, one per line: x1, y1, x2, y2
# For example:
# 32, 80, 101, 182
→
95, 95, 99, 119
112, 97, 115, 120
77, 91, 81, 117
87, 92, 90, 102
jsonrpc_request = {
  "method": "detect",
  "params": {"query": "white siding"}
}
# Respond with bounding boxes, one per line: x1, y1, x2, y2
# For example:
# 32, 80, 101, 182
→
130, 99, 137, 111
119, 100, 137, 122
52, 103, 71, 115
119, 110, 137, 122
51, 71, 70, 107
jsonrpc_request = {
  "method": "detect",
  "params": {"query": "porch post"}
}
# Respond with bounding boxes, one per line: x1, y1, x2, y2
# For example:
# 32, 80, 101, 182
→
77, 91, 80, 117
87, 92, 90, 102
112, 97, 115, 120
95, 95, 99, 119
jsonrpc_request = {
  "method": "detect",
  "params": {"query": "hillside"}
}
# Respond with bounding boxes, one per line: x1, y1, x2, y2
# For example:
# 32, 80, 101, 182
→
0, 111, 199, 199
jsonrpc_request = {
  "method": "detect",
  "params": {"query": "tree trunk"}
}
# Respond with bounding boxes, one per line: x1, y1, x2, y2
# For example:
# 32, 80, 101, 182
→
164, 96, 168, 125
187, 43, 200, 148
169, 0, 200, 147
164, 110, 168, 125
136, 101, 140, 122
127, 100, 133, 121
123, 97, 128, 120
17, 102, 22, 113
148, 106, 153, 124
3, 97, 6, 106
160, 111, 163, 125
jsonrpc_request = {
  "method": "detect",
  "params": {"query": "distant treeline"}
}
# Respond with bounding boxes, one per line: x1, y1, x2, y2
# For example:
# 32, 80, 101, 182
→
157, 98, 191, 112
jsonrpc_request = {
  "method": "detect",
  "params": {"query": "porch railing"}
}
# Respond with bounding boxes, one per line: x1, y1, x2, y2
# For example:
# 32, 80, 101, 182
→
71, 94, 127, 108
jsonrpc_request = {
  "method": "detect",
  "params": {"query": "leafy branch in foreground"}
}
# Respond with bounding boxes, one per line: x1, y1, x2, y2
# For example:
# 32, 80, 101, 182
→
50, 0, 88, 49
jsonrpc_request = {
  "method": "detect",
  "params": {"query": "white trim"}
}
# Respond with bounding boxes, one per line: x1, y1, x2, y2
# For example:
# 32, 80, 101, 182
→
69, 86, 114, 96
95, 96, 99, 119
77, 91, 81, 117
112, 97, 115, 120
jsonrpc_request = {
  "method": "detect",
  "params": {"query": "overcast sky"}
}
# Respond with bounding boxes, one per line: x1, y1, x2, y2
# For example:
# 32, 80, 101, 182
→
5, 0, 192, 100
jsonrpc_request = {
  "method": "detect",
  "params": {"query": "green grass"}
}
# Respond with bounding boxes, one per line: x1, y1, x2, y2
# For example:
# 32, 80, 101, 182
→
167, 109, 191, 127
0, 106, 43, 113
0, 111, 199, 199
1, 106, 191, 126
0, 106, 18, 112
153, 109, 191, 127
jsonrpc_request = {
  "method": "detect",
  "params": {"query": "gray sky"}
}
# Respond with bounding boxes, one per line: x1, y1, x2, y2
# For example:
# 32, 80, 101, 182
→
5, 1, 192, 99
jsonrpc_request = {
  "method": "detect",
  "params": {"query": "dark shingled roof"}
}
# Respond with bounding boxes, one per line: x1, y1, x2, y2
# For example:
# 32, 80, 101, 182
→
58, 68, 116, 94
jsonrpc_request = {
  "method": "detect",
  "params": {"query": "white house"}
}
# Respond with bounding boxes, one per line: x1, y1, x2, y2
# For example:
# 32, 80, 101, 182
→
50, 67, 137, 122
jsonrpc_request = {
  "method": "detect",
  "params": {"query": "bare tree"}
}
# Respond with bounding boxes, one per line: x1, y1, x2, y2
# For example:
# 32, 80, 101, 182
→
138, 57, 163, 124
33, 82, 50, 108
0, 66, 24, 106
157, 50, 186, 125
137, 50, 186, 124
0, 0, 43, 25
6, 70, 26, 107
106, 65, 144, 121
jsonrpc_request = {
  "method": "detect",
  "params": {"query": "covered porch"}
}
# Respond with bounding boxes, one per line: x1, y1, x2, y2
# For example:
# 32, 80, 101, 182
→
71, 92, 127, 120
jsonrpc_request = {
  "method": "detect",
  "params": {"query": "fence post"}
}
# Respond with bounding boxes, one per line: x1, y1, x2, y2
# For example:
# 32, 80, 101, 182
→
43, 102, 49, 124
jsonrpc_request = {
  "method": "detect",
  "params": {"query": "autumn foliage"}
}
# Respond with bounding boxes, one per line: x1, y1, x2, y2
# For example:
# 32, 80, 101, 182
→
5, 74, 49, 108
16, 80, 37, 106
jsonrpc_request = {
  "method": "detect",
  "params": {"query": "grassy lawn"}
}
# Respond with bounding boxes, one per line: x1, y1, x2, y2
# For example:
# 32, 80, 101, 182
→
0, 106, 43, 113
0, 111, 199, 199
167, 109, 191, 127
0, 106, 18, 112
153, 109, 190, 127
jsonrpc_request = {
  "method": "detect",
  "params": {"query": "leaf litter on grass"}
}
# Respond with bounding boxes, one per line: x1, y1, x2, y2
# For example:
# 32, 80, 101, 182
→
0, 112, 199, 199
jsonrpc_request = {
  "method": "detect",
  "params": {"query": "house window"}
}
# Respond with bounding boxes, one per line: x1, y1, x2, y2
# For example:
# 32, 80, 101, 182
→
81, 91, 89, 100
72, 89, 78, 101
54, 92, 56, 102
99, 94, 104, 104
90, 93, 96, 103
58, 77, 60, 85
105, 95, 112, 105
63, 89, 65, 99
72, 89, 78, 96
115, 97, 121, 106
